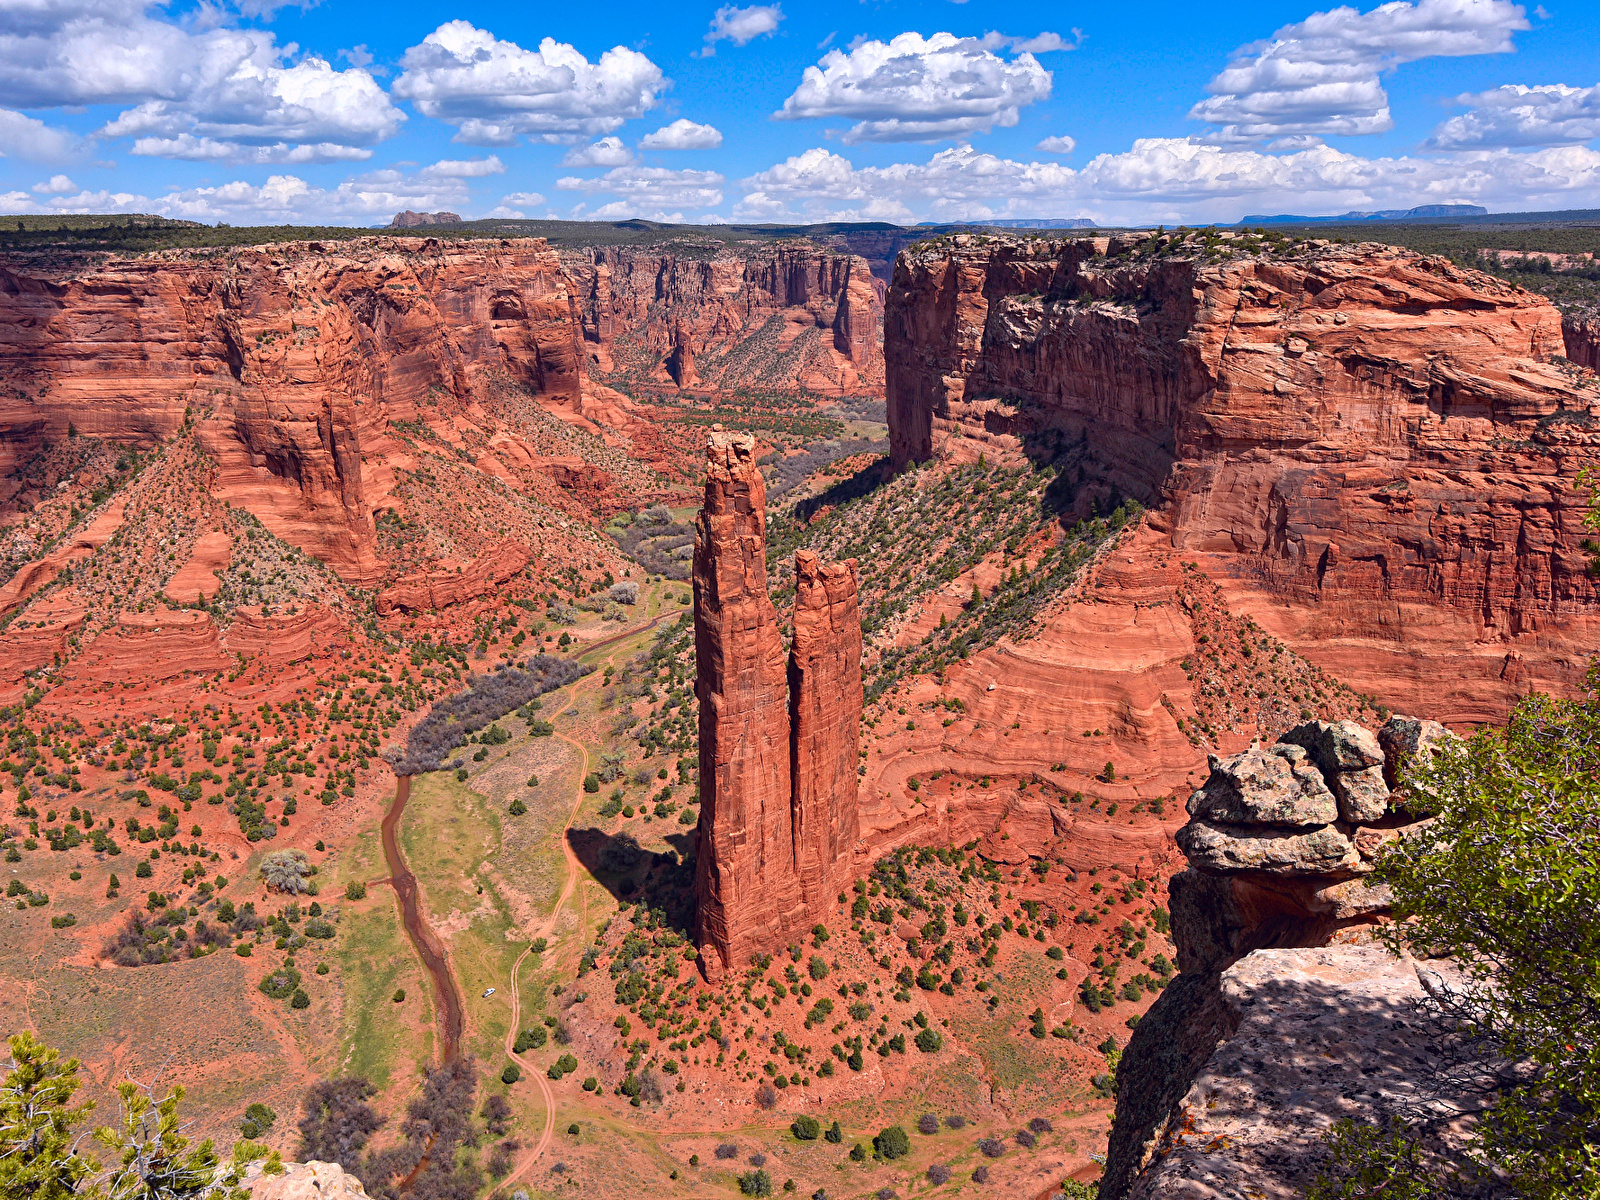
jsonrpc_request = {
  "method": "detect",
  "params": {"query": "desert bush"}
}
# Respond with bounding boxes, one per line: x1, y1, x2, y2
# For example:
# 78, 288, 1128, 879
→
715, 1143, 739, 1160
972, 1165, 990, 1183
944, 1115, 967, 1129
1029, 1117, 1053, 1134
977, 1138, 1005, 1158
1015, 1129, 1037, 1148
261, 849, 314, 894
481, 1094, 511, 1135
754, 1084, 777, 1110
385, 656, 590, 775
298, 1078, 382, 1173
637, 1066, 662, 1103
737, 1168, 772, 1197
607, 582, 639, 605
362, 1057, 481, 1200
926, 1164, 951, 1184
917, 1113, 939, 1135
873, 1126, 909, 1160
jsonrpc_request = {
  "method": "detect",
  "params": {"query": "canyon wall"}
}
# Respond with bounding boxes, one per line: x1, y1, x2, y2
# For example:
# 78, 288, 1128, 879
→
884, 234, 1600, 722
0, 237, 591, 583
562, 242, 883, 395
1567, 308, 1600, 372
693, 432, 862, 978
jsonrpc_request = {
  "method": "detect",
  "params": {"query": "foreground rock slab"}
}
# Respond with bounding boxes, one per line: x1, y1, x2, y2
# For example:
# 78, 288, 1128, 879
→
1117, 945, 1476, 1200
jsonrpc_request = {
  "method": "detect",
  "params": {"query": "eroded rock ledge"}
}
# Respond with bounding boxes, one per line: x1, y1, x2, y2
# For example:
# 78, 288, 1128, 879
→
1102, 716, 1466, 1198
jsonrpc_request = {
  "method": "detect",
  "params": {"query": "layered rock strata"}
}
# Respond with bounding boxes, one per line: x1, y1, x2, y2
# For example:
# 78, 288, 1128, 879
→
0, 237, 592, 583
884, 234, 1600, 721
1102, 715, 1456, 1197
693, 432, 862, 978
562, 243, 883, 394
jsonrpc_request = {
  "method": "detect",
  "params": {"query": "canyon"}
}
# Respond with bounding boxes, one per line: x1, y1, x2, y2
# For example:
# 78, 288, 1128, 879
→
5, 221, 1600, 1195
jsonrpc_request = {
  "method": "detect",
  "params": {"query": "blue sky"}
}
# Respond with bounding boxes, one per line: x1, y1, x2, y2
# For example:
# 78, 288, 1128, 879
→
2, 0, 1599, 226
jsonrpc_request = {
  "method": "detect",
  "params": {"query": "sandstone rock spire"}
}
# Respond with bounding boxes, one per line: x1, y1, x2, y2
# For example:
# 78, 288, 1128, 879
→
789, 550, 862, 911
693, 431, 800, 977
692, 432, 864, 978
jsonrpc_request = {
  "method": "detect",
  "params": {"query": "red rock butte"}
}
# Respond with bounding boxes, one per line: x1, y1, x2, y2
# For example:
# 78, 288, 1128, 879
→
692, 430, 862, 978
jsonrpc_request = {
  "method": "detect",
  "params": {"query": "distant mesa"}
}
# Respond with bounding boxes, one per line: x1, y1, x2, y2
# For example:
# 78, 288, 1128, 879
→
1236, 203, 1488, 226
389, 210, 463, 228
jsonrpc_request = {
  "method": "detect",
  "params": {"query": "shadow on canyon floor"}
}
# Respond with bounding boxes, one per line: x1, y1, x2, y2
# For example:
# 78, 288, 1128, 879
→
567, 825, 697, 935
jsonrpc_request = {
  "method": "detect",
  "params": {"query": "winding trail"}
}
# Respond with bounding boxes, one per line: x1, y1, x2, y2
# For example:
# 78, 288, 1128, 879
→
378, 602, 686, 1186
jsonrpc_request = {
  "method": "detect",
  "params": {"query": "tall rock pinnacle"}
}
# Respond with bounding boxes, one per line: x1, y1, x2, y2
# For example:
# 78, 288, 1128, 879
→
692, 432, 863, 978
790, 550, 862, 912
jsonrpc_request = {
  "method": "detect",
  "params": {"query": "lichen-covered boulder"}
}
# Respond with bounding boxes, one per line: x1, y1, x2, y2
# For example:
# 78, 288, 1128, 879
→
1280, 719, 1391, 821
1175, 820, 1360, 876
1185, 743, 1338, 827
1378, 715, 1454, 790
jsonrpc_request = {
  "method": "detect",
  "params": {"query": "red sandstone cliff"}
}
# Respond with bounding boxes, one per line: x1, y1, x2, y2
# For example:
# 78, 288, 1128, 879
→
693, 432, 864, 977
1567, 309, 1600, 372
884, 233, 1600, 722
562, 242, 884, 395
0, 237, 592, 584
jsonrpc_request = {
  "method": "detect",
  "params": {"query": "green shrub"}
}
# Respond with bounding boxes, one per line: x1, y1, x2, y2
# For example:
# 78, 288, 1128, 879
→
825, 1121, 842, 1143
807, 956, 829, 981
501, 1064, 520, 1085
873, 1125, 909, 1160
344, 881, 366, 900
914, 1027, 943, 1053
513, 1026, 547, 1053
508, 799, 527, 816
392, 988, 405, 1002
290, 990, 310, 1009
583, 774, 600, 794
737, 1169, 772, 1197
790, 1116, 820, 1140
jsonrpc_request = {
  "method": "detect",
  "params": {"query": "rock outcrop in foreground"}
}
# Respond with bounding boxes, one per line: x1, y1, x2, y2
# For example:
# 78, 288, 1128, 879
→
694, 431, 861, 977
245, 1160, 369, 1200
1102, 716, 1461, 1198
885, 234, 1600, 721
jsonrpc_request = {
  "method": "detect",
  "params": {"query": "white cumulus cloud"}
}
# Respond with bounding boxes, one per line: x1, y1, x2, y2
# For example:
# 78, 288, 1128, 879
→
392, 21, 666, 146
702, 4, 783, 56
1429, 82, 1600, 148
777, 31, 1052, 143
734, 138, 1600, 227
561, 136, 634, 167
0, 108, 81, 161
640, 118, 722, 150
1036, 134, 1077, 154
0, 3, 403, 160
419, 156, 506, 178
31, 173, 76, 193
556, 164, 724, 210
1191, 0, 1528, 142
